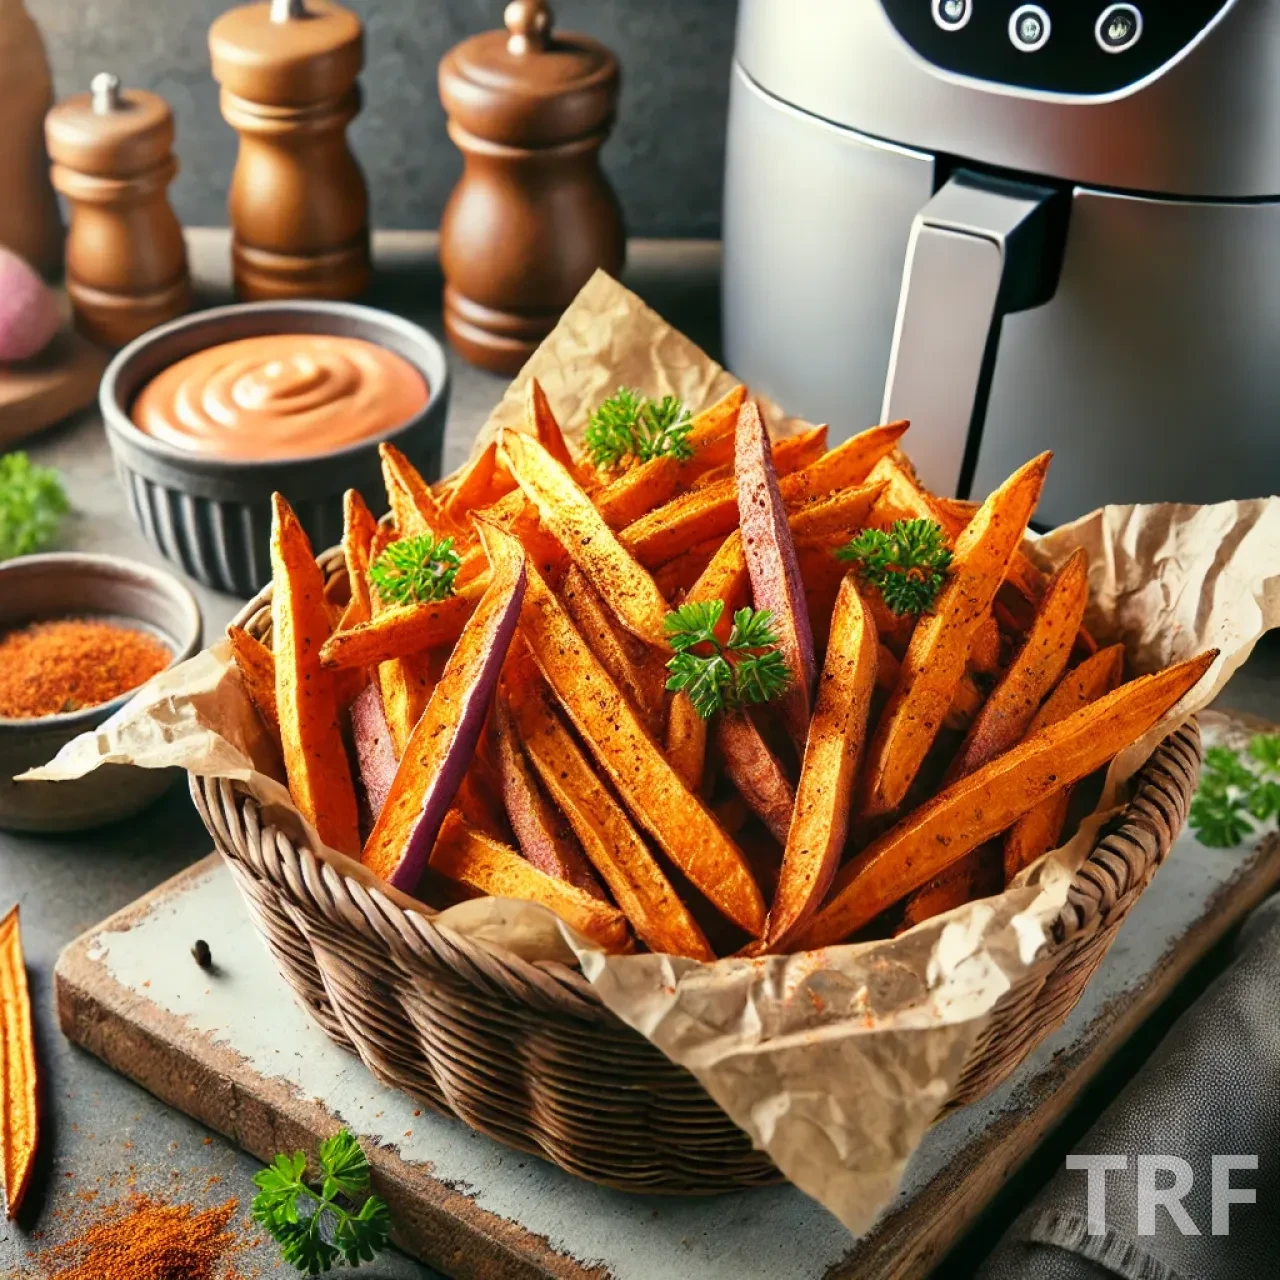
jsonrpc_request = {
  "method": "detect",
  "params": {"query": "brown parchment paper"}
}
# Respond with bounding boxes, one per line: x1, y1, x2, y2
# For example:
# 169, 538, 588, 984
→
26, 272, 1280, 1236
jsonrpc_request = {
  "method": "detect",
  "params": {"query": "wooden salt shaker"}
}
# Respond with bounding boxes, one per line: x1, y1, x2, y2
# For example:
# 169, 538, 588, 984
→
45, 74, 191, 348
439, 0, 624, 374
210, 0, 370, 301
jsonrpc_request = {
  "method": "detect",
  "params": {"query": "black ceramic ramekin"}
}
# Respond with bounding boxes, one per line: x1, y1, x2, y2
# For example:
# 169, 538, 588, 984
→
100, 301, 450, 597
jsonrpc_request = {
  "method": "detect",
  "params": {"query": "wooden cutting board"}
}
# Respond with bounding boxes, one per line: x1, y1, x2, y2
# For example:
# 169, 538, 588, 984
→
54, 717, 1280, 1279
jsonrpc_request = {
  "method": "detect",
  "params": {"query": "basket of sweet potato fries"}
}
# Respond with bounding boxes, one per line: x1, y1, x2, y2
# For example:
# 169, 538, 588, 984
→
185, 308, 1217, 1201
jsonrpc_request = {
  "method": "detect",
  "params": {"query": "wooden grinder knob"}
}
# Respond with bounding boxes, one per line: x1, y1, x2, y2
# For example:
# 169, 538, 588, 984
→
438, 1, 625, 374
209, 0, 370, 301
45, 74, 190, 348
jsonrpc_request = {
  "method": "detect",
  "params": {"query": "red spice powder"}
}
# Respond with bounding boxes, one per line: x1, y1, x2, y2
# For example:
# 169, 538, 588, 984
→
0, 618, 170, 719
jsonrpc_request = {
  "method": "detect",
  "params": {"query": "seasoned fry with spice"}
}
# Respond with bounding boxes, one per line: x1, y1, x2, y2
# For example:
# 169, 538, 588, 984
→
862, 453, 1051, 817
226, 624, 280, 741
797, 649, 1215, 949
342, 488, 378, 622
1, 906, 37, 1219
320, 579, 486, 669
716, 711, 795, 844
271, 494, 360, 855
379, 442, 442, 536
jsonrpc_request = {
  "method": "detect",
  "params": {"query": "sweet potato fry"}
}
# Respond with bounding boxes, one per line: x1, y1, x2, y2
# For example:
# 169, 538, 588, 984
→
479, 518, 766, 935
768, 575, 878, 948
320, 579, 486, 669
376, 651, 436, 758
943, 674, 986, 733
343, 489, 378, 623
967, 610, 1002, 676
796, 649, 1216, 949
493, 694, 604, 898
1003, 643, 1126, 883
1, 905, 38, 1220
653, 536, 725, 600
949, 548, 1089, 781
787, 479, 888, 540
380, 442, 443, 536
876, 642, 901, 693
501, 430, 672, 649
429, 811, 630, 954
270, 494, 361, 855
897, 844, 1002, 933
526, 376, 578, 474
594, 383, 746, 528
446, 439, 515, 522
361, 549, 527, 891
560, 566, 667, 734
505, 656, 713, 958
716, 712, 795, 844
621, 421, 907, 568
227, 624, 281, 742
690, 423, 829, 490
351, 681, 397, 821
861, 453, 1052, 817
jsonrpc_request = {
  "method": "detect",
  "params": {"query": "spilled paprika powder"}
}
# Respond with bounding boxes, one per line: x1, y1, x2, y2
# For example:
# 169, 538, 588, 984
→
0, 618, 170, 719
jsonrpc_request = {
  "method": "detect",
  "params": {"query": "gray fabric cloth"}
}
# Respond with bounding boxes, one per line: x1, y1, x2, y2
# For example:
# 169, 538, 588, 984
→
978, 894, 1280, 1280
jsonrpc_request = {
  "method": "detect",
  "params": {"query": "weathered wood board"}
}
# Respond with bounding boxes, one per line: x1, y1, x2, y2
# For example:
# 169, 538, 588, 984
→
0, 306, 106, 448
55, 723, 1280, 1279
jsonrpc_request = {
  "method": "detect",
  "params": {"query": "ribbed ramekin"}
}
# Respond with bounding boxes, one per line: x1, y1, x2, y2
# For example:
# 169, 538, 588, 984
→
100, 301, 451, 597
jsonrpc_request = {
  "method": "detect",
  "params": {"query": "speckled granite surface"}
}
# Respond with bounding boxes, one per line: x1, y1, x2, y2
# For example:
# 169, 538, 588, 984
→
28, 0, 736, 237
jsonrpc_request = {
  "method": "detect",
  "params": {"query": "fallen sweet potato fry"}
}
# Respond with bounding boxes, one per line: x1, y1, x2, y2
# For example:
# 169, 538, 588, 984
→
501, 430, 672, 649
479, 518, 766, 935
320, 579, 486, 669
560, 566, 667, 734
690, 423, 829, 490
526, 376, 578, 474
271, 494, 361, 855
621, 421, 907, 568
716, 712, 795, 845
227, 624, 281, 742
861, 453, 1051, 817
897, 844, 1003, 932
380, 442, 443, 536
343, 489, 378, 623
594, 383, 746, 528
429, 811, 631, 954
493, 693, 605, 899
505, 658, 713, 958
1003, 643, 1126, 883
1, 905, 37, 1220
736, 398, 815, 749
362, 549, 527, 891
949, 548, 1090, 781
768, 575, 878, 949
796, 648, 1216, 948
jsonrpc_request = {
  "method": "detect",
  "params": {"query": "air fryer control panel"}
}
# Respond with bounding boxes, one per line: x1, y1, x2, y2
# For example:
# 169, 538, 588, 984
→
881, 0, 1231, 95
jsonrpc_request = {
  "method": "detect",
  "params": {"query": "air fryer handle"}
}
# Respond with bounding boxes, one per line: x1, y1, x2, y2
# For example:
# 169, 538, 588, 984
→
881, 170, 1068, 498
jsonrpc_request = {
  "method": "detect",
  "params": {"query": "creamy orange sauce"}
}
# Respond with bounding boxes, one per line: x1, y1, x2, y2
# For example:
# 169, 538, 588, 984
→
131, 334, 429, 460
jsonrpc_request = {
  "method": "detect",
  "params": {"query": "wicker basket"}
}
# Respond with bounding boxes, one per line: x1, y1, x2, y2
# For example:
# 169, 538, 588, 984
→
191, 546, 1203, 1193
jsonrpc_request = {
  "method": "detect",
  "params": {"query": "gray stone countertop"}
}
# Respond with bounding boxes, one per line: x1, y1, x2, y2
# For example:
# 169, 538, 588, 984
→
0, 229, 1276, 1279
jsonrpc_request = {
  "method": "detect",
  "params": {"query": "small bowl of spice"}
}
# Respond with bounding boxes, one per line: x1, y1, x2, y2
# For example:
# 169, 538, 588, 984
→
0, 552, 201, 832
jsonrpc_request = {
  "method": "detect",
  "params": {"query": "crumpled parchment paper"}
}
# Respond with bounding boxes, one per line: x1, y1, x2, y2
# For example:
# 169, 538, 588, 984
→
27, 271, 1280, 1236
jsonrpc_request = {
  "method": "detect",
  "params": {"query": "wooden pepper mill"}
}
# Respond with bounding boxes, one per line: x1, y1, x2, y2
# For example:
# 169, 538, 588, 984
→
439, 0, 625, 374
45, 74, 191, 348
209, 0, 370, 301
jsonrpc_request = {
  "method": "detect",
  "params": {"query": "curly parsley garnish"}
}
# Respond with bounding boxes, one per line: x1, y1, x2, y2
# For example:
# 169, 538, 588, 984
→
836, 518, 952, 615
0, 451, 69, 561
1189, 736, 1280, 848
368, 533, 460, 607
584, 387, 694, 470
664, 600, 791, 720
252, 1128, 392, 1274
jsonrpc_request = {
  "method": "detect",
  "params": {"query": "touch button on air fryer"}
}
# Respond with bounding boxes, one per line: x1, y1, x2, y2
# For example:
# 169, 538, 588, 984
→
1008, 4, 1051, 51
1096, 4, 1143, 52
931, 0, 972, 31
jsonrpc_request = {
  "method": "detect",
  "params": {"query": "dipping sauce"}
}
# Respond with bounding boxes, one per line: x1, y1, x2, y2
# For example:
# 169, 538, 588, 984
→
131, 334, 429, 460
0, 618, 171, 718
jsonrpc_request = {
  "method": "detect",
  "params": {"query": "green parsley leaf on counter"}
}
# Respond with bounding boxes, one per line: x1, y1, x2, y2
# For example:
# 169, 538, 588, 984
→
368, 533, 460, 607
585, 387, 694, 470
664, 600, 791, 720
0, 451, 69, 561
252, 1128, 391, 1274
1190, 735, 1280, 847
836, 517, 952, 615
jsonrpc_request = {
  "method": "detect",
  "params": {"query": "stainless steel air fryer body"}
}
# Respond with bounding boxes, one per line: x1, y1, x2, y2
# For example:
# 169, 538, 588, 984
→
722, 0, 1280, 523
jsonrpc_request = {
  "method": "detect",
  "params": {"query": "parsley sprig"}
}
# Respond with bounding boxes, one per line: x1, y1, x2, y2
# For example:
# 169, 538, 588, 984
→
368, 533, 460, 607
836, 518, 952, 615
252, 1129, 391, 1274
0, 451, 69, 561
1189, 736, 1280, 848
584, 387, 694, 470
664, 600, 791, 719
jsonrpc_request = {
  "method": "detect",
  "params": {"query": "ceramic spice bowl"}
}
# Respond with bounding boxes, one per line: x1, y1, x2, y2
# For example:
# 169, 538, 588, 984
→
0, 553, 202, 832
100, 300, 451, 596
